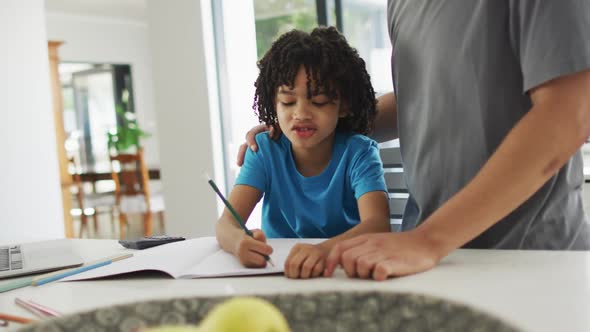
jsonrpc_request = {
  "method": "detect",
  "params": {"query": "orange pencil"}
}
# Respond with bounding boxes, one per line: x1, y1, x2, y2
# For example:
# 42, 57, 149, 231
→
0, 312, 36, 324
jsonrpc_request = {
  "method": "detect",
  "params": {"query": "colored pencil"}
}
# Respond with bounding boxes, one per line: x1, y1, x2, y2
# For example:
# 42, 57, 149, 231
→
31, 253, 130, 284
204, 173, 275, 266
33, 253, 133, 286
0, 312, 36, 324
15, 298, 48, 319
15, 298, 61, 317
0, 276, 33, 293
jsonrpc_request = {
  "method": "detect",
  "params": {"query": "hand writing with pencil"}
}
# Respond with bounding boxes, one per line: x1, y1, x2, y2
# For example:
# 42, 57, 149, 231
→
233, 229, 274, 268
209, 175, 275, 268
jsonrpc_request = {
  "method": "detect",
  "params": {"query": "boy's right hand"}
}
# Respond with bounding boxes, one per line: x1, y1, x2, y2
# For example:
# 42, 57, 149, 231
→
234, 229, 273, 268
236, 124, 282, 166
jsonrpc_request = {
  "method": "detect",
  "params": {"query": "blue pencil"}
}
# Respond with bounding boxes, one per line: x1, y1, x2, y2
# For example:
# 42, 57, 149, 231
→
33, 253, 133, 286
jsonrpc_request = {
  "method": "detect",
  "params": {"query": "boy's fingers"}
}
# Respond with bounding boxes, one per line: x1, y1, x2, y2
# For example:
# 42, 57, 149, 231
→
300, 252, 322, 279
249, 240, 273, 256
247, 231, 273, 256
251, 229, 267, 243
243, 251, 267, 268
312, 260, 325, 278
285, 248, 307, 278
324, 247, 341, 277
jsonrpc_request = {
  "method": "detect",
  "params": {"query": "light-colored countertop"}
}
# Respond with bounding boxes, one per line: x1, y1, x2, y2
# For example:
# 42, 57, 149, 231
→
0, 239, 589, 332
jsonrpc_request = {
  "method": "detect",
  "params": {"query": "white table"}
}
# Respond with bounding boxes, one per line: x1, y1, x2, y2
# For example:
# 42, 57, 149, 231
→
1, 239, 589, 332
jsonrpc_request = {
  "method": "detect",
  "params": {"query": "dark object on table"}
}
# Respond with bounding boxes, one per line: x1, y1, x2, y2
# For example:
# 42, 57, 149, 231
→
118, 236, 185, 250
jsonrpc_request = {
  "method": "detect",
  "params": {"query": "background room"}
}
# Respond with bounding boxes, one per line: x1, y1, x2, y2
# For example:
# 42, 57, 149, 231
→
0, 0, 589, 243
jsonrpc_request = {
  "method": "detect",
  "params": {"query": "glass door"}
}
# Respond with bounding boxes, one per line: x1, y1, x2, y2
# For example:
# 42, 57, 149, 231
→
70, 67, 117, 172
339, 0, 391, 93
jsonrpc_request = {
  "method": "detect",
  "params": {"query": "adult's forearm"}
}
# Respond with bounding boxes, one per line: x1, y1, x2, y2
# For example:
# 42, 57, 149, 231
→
416, 102, 587, 258
371, 92, 399, 142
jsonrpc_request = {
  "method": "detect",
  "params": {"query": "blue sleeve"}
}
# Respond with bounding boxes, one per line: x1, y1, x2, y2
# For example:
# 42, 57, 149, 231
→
235, 134, 267, 192
349, 139, 387, 199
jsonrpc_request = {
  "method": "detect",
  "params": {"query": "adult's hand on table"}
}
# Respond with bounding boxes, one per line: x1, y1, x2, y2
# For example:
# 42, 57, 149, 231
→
324, 230, 443, 281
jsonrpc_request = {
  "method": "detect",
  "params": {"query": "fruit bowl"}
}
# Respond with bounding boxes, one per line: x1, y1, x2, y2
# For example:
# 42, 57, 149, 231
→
18, 291, 519, 332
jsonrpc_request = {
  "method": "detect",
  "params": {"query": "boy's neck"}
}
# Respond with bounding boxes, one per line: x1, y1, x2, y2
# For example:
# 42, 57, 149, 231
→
291, 135, 335, 177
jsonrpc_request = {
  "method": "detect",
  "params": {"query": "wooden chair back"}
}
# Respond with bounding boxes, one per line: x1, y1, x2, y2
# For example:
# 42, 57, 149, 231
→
110, 148, 151, 205
110, 148, 158, 238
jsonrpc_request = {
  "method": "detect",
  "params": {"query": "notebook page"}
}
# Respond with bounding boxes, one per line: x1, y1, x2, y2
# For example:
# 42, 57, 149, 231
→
180, 238, 325, 278
64, 237, 220, 281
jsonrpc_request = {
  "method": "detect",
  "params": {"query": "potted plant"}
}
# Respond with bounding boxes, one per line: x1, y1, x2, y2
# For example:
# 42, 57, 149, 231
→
107, 105, 150, 154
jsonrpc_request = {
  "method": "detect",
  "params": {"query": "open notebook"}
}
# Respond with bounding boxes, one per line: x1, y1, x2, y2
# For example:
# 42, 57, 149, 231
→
64, 237, 324, 281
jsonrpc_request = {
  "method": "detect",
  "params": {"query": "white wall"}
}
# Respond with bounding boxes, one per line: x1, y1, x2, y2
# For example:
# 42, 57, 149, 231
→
146, 0, 221, 237
44, 11, 160, 167
0, 0, 64, 242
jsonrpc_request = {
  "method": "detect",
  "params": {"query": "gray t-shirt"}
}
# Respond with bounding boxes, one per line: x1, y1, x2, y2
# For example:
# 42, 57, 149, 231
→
388, 0, 590, 249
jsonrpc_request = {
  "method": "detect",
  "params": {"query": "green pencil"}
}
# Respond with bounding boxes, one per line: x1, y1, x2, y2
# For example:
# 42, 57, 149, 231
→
0, 276, 33, 293
205, 173, 274, 266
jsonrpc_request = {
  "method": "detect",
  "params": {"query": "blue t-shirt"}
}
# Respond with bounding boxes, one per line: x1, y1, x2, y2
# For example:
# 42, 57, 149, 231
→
236, 132, 387, 238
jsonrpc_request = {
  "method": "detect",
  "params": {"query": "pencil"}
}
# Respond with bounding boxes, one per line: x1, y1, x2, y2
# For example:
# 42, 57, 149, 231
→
32, 253, 133, 284
0, 276, 33, 293
15, 298, 61, 317
15, 298, 47, 319
204, 173, 275, 267
0, 312, 37, 324
33, 253, 133, 286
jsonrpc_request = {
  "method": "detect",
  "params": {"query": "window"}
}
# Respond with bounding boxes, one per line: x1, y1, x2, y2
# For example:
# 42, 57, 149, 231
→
340, 0, 391, 93
253, 0, 318, 58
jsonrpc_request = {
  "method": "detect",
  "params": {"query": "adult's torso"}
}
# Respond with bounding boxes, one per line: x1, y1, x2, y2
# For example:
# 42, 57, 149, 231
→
388, 0, 589, 249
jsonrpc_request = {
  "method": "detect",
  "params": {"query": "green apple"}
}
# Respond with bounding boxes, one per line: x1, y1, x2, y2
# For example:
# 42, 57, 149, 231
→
198, 297, 291, 332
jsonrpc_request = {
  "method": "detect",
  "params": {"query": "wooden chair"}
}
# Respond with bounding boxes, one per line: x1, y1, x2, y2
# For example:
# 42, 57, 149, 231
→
379, 141, 408, 232
68, 157, 116, 238
110, 148, 165, 239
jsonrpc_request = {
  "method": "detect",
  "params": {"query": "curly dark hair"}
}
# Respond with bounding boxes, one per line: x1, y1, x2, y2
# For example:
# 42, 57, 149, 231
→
253, 26, 377, 135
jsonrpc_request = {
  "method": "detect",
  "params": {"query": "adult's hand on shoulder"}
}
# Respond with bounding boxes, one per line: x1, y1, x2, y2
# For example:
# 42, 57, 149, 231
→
324, 230, 443, 281
236, 124, 282, 166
